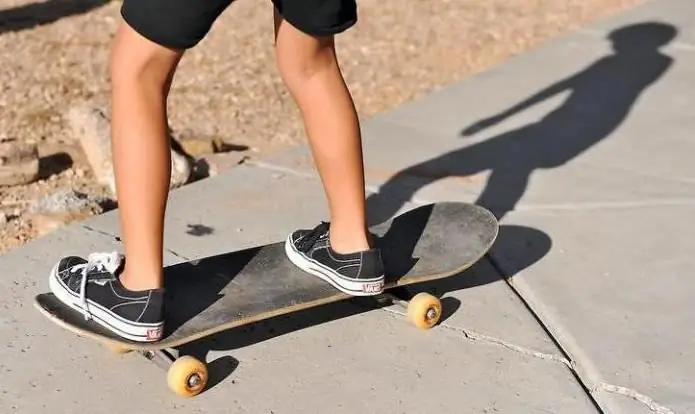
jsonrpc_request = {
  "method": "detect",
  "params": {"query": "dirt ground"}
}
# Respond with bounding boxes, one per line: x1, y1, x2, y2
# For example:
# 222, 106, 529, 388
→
0, 0, 645, 254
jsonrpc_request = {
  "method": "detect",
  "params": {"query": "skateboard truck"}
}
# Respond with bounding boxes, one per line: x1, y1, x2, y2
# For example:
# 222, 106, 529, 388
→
104, 289, 442, 398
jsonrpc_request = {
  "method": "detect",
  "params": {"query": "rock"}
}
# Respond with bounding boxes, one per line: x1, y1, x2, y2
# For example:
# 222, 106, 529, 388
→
170, 149, 191, 190
174, 129, 217, 156
0, 140, 40, 186
29, 189, 111, 216
27, 189, 113, 237
38, 141, 89, 173
0, 212, 7, 226
174, 129, 249, 157
31, 211, 93, 237
177, 137, 246, 157
178, 137, 217, 156
67, 104, 192, 196
66, 105, 115, 192
24, 189, 114, 237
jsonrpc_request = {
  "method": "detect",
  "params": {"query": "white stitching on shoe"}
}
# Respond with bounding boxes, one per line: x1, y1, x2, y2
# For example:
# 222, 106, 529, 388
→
136, 291, 152, 323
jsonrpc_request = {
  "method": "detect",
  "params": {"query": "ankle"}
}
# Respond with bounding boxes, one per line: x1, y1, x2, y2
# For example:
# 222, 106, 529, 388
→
329, 226, 371, 254
119, 267, 163, 291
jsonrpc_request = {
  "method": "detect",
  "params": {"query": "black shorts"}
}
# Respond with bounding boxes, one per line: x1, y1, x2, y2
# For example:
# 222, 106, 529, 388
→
121, 0, 358, 50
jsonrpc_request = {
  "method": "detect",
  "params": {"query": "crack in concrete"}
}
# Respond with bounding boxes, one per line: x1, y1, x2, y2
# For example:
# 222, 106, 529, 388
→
385, 305, 678, 414
445, 323, 573, 367
486, 255, 678, 414
80, 225, 191, 261
599, 383, 674, 414
380, 306, 572, 367
81, 224, 120, 241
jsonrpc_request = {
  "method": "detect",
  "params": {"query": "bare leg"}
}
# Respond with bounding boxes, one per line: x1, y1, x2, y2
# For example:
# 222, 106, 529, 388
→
110, 22, 184, 291
273, 11, 369, 254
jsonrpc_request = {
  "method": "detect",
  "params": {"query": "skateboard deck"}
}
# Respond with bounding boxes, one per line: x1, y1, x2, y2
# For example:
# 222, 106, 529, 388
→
34, 201, 498, 396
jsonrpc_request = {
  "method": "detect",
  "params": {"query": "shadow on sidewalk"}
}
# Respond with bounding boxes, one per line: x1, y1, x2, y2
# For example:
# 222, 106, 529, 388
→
365, 21, 677, 222
172, 208, 552, 392
0, 0, 109, 35
142, 22, 679, 392
179, 224, 551, 393
360, 21, 677, 346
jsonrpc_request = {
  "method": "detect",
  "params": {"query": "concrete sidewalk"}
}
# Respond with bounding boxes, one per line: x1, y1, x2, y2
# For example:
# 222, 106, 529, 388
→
0, 166, 594, 414
1, 0, 693, 412
261, 1, 695, 412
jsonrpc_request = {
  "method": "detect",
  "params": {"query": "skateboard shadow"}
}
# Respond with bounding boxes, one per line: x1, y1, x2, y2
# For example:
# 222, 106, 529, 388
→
165, 201, 494, 343
176, 224, 550, 392
395, 223, 552, 323
364, 22, 677, 223
0, 0, 110, 35
161, 247, 260, 337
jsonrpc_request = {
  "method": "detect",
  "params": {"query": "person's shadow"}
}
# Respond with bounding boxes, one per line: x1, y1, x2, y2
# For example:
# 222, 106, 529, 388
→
366, 22, 677, 222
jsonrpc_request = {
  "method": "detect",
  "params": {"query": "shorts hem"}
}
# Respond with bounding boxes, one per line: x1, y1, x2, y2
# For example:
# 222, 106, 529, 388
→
280, 13, 357, 37
120, 5, 200, 50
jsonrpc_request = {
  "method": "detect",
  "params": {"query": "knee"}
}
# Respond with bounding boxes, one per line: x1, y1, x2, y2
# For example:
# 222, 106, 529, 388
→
275, 37, 338, 89
109, 23, 180, 92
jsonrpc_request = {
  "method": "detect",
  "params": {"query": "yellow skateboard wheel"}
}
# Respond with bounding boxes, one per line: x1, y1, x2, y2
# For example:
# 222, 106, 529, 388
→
166, 356, 208, 397
407, 292, 442, 329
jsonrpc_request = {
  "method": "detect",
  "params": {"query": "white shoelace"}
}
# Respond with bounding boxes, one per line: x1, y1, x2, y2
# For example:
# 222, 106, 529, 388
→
69, 252, 122, 320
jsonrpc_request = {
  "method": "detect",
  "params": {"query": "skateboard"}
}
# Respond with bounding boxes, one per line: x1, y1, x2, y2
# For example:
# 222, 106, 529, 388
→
34, 201, 498, 398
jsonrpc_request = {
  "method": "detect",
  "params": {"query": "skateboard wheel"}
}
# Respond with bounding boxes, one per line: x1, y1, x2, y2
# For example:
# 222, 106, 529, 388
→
106, 344, 131, 355
167, 356, 208, 398
407, 293, 442, 330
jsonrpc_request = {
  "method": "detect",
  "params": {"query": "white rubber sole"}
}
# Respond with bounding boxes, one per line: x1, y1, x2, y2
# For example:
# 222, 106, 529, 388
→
284, 236, 385, 296
48, 263, 164, 342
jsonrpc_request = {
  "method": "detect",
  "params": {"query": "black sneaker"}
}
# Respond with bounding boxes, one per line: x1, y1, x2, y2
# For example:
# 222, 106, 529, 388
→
284, 222, 385, 296
48, 252, 165, 342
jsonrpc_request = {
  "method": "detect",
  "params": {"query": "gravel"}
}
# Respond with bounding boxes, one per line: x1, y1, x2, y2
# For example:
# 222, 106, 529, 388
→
0, 0, 645, 253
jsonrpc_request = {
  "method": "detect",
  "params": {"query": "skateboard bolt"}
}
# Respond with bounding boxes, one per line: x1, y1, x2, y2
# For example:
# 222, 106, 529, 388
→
188, 374, 202, 388
426, 308, 438, 321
